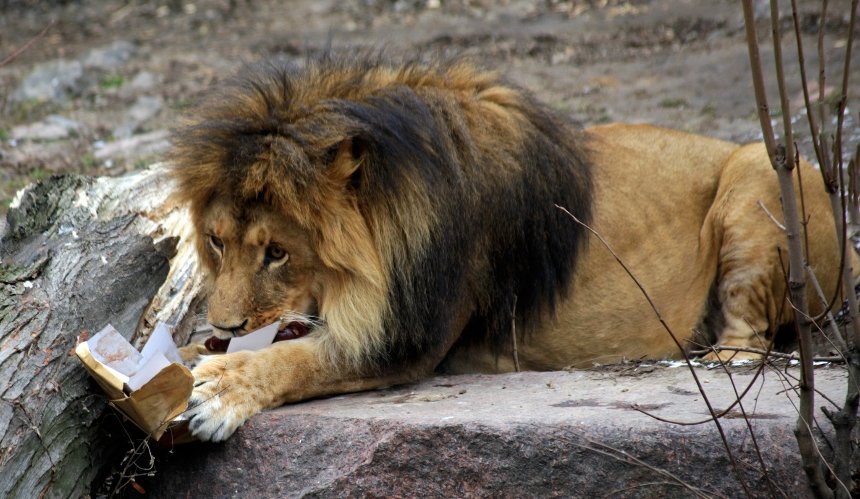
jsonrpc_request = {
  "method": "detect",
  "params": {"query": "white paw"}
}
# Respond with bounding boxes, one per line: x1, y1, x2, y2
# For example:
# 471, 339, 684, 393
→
185, 355, 258, 442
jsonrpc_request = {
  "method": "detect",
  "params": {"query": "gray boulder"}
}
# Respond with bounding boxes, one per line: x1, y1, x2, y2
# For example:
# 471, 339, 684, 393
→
146, 365, 837, 498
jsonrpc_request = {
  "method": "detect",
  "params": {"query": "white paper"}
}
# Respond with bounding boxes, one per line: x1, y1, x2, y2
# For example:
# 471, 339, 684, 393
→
139, 322, 182, 365
127, 351, 172, 391
227, 321, 281, 353
87, 322, 182, 390
88, 325, 141, 378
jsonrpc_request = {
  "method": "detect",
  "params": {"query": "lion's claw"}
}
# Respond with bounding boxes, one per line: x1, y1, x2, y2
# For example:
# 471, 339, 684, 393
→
185, 354, 259, 442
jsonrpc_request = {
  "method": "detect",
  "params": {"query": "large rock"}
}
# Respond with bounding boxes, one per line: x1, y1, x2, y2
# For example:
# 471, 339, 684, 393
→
147, 365, 842, 498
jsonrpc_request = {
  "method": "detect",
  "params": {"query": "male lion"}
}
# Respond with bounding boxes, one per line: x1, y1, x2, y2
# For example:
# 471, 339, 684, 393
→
171, 55, 856, 441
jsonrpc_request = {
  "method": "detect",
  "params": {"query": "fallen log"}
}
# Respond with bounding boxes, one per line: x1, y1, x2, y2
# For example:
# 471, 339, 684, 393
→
0, 167, 201, 498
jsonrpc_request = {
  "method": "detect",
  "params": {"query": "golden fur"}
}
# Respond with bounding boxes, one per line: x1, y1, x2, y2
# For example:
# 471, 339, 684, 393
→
171, 56, 856, 441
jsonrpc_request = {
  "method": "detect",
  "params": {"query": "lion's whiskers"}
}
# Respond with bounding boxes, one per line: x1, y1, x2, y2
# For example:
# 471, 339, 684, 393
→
279, 311, 325, 329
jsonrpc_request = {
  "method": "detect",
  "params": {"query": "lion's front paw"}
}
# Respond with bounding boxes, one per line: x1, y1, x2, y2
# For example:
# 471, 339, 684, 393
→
178, 343, 212, 369
185, 352, 261, 442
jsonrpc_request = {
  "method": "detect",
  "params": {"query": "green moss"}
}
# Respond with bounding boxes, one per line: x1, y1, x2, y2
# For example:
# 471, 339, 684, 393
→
99, 74, 126, 89
80, 154, 97, 171
659, 98, 688, 109
700, 103, 716, 118
172, 98, 194, 110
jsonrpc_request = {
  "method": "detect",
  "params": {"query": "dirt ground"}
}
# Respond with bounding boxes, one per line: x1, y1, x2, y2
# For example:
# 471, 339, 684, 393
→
0, 0, 857, 214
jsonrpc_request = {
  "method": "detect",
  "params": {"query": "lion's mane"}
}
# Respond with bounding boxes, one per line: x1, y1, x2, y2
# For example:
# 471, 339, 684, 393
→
170, 54, 593, 372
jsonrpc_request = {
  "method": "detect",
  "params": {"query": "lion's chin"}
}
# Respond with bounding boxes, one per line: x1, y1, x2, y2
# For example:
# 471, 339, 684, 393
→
203, 322, 311, 352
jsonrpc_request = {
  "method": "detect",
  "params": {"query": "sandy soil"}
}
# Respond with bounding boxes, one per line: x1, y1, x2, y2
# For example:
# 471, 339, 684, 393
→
0, 0, 857, 213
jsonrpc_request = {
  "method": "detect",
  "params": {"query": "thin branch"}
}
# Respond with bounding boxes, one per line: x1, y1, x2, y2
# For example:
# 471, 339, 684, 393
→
790, 0, 825, 171
688, 345, 842, 363
0, 21, 54, 67
817, 0, 829, 139
770, 0, 796, 172
758, 200, 787, 231
713, 354, 779, 498
833, 0, 859, 179
556, 205, 753, 497
806, 265, 849, 352
559, 433, 720, 499
630, 358, 769, 426
742, 0, 777, 159
511, 294, 520, 372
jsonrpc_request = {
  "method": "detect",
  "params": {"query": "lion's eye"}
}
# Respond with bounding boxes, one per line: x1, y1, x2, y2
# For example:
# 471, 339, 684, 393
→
209, 235, 224, 254
264, 245, 288, 266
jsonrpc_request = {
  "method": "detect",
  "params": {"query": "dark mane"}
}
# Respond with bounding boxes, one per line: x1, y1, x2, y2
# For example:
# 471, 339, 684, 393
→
171, 53, 593, 372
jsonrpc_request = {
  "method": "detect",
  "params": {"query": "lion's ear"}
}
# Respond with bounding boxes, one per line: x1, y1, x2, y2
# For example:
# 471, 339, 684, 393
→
327, 138, 365, 191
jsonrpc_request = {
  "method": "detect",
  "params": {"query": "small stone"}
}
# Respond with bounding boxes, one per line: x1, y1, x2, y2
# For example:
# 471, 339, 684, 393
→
10, 59, 84, 104
129, 71, 161, 91
11, 115, 82, 141
83, 40, 136, 70
113, 96, 163, 139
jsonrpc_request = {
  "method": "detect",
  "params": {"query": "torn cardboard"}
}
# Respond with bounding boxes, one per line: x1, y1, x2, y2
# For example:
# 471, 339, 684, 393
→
75, 322, 193, 441
75, 320, 284, 443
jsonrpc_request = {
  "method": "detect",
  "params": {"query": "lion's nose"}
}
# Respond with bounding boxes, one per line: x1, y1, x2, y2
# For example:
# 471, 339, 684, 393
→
211, 319, 248, 335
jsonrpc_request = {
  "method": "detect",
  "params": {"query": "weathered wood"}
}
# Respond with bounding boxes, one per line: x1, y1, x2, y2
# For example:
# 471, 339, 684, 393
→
0, 167, 199, 498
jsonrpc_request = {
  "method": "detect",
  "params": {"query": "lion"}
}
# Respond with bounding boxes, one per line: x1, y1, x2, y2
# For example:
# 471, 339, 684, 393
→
170, 54, 856, 442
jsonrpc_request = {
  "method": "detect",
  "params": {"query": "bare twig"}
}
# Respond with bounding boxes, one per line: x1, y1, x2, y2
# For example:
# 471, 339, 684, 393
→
790, 0, 824, 170
0, 21, 54, 68
511, 294, 520, 372
767, 361, 853, 497
630, 358, 769, 426
758, 200, 787, 231
556, 205, 753, 497
806, 265, 849, 353
817, 0, 829, 139
713, 355, 779, 498
687, 345, 843, 363
558, 433, 720, 499
741, 0, 832, 494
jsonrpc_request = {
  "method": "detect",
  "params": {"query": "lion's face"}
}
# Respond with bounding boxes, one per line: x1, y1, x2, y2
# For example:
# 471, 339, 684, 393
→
198, 198, 323, 338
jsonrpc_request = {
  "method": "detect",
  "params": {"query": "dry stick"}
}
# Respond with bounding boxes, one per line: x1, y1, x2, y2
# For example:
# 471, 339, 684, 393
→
713, 356, 780, 498
742, 1, 831, 495
555, 205, 753, 498
511, 295, 520, 372
767, 362, 852, 496
824, 3, 860, 497
604, 481, 708, 498
0, 21, 54, 67
833, 0, 858, 179
806, 266, 849, 353
688, 345, 843, 363
631, 358, 769, 426
817, 0, 829, 140
770, 0, 808, 262
790, 0, 824, 167
758, 199, 787, 231
558, 434, 718, 499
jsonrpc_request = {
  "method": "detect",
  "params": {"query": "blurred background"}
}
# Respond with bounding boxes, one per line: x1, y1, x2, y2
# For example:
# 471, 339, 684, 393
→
0, 0, 857, 216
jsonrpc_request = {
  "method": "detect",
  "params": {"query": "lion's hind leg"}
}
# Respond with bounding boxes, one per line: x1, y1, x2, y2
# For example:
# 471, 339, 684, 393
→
703, 144, 840, 362
704, 219, 783, 361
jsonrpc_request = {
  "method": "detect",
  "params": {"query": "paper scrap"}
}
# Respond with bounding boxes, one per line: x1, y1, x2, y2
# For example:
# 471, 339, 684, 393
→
226, 321, 281, 353
88, 325, 140, 381
127, 351, 172, 391
87, 322, 183, 390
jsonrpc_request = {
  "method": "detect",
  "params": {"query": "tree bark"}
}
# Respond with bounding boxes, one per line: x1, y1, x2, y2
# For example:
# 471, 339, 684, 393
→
0, 167, 198, 498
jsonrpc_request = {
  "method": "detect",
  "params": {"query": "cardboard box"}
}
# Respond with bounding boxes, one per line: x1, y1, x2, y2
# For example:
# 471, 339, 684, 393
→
75, 320, 283, 444
75, 323, 193, 441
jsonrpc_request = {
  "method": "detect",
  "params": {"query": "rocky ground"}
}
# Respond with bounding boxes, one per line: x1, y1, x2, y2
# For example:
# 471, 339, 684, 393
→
0, 0, 857, 216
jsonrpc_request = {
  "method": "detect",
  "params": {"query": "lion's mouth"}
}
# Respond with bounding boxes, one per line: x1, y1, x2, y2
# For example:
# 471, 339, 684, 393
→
203, 322, 310, 352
